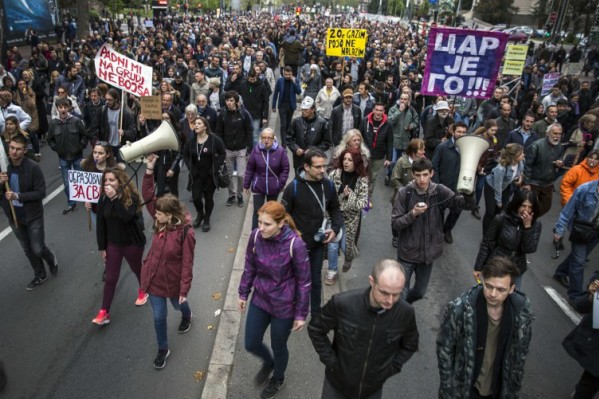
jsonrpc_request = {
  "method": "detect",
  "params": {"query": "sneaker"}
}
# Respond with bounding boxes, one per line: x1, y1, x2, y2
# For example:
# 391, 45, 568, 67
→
62, 204, 77, 215
237, 195, 245, 208
342, 261, 352, 273
26, 275, 47, 291
92, 309, 110, 325
202, 218, 211, 232
48, 256, 59, 275
154, 349, 170, 369
178, 314, 192, 334
135, 289, 149, 306
261, 378, 284, 399
226, 196, 236, 206
324, 271, 337, 286
254, 362, 274, 386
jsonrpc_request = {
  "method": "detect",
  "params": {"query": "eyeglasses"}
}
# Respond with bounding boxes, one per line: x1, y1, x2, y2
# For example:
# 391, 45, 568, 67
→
261, 136, 274, 140
57, 91, 66, 94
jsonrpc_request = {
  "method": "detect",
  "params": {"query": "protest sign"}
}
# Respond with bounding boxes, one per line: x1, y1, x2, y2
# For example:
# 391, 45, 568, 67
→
68, 170, 102, 203
140, 96, 163, 120
502, 44, 527, 76
94, 44, 153, 97
563, 62, 583, 76
541, 72, 561, 96
421, 27, 509, 99
325, 28, 368, 58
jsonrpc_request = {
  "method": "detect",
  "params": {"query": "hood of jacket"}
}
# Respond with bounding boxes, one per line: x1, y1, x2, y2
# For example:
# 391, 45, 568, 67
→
366, 112, 388, 126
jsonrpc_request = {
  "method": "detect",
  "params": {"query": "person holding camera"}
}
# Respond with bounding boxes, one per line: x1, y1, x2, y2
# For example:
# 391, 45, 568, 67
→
281, 148, 343, 316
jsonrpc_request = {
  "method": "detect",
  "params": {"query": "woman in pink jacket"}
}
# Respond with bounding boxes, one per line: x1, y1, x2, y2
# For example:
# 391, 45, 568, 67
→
142, 154, 196, 370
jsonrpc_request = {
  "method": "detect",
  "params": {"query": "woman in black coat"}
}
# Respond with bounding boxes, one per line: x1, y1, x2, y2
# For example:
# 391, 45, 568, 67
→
474, 189, 542, 289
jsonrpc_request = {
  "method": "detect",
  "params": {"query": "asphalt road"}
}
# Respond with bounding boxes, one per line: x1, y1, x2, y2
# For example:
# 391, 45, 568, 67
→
0, 125, 597, 399
0, 142, 245, 398
228, 160, 598, 399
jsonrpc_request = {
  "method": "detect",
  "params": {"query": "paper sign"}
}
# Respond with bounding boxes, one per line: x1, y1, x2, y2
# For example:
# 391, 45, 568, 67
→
68, 170, 102, 203
140, 96, 163, 120
94, 43, 153, 97
541, 72, 561, 96
504, 44, 528, 61
325, 28, 368, 58
421, 27, 509, 99
502, 60, 526, 76
563, 62, 583, 76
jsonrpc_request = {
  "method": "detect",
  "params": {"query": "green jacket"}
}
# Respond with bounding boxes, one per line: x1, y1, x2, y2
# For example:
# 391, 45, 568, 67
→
436, 286, 534, 399
388, 104, 419, 150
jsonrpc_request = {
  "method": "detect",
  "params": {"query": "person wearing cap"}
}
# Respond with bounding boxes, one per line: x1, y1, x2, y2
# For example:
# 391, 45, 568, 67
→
330, 88, 361, 147
302, 63, 321, 102
171, 71, 191, 113
315, 77, 341, 120
287, 96, 331, 170
423, 100, 454, 159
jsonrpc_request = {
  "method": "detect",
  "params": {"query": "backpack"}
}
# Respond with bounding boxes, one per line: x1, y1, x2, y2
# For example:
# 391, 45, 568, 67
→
252, 229, 296, 258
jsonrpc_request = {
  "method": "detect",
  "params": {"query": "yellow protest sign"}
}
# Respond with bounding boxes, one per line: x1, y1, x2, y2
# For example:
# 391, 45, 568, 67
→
502, 60, 526, 76
505, 45, 528, 61
325, 28, 368, 58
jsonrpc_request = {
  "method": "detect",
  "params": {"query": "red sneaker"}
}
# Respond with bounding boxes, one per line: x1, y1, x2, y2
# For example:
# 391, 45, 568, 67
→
92, 309, 110, 325
135, 289, 149, 306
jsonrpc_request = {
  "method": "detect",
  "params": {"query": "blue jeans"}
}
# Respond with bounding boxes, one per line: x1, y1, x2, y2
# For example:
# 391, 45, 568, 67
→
327, 235, 347, 273
399, 260, 433, 303
387, 148, 404, 178
148, 294, 192, 350
58, 157, 82, 206
474, 173, 486, 206
244, 302, 293, 380
309, 245, 325, 315
251, 193, 279, 230
554, 232, 599, 300
251, 118, 261, 147
11, 217, 56, 278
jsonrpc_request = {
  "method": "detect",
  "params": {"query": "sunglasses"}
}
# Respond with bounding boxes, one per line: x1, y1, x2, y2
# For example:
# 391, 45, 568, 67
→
96, 141, 110, 147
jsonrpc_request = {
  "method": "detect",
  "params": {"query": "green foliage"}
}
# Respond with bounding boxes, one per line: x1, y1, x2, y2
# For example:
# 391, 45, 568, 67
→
530, 0, 549, 28
413, 1, 430, 19
474, 0, 518, 25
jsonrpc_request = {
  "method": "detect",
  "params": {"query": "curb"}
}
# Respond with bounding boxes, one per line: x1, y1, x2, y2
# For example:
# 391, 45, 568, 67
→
201, 197, 253, 399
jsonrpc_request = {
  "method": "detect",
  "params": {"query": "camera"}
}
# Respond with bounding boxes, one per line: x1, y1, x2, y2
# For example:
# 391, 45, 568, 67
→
314, 228, 327, 243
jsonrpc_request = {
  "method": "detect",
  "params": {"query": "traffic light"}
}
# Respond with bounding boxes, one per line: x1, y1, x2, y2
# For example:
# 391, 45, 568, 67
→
295, 7, 302, 16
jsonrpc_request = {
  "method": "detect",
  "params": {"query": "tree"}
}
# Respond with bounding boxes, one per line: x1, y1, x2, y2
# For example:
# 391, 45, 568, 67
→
474, 0, 518, 25
530, 0, 549, 28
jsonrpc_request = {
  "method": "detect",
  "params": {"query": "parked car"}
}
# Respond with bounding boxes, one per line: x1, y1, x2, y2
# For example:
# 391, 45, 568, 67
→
507, 31, 529, 43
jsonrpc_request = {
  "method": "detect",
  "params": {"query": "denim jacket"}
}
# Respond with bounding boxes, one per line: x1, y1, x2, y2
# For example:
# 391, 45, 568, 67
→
486, 161, 524, 205
554, 180, 599, 237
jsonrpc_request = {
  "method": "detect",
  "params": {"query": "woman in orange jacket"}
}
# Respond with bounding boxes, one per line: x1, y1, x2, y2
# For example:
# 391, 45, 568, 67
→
560, 150, 599, 206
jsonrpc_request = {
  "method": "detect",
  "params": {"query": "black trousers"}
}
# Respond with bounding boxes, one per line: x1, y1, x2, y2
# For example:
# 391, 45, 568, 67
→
191, 178, 216, 220
574, 370, 599, 399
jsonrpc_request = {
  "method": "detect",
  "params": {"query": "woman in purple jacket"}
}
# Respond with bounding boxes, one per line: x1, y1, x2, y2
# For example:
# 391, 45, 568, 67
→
243, 127, 290, 229
238, 201, 310, 399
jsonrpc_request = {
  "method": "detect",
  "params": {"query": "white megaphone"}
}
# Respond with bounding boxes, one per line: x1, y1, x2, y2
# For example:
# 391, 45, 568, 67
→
455, 135, 490, 195
119, 120, 180, 162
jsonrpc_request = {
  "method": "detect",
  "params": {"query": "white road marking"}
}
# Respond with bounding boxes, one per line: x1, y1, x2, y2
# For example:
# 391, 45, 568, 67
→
544, 286, 582, 325
0, 185, 64, 242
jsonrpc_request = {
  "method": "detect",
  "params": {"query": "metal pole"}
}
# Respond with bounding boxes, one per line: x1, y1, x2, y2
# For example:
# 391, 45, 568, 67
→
378, 0, 383, 15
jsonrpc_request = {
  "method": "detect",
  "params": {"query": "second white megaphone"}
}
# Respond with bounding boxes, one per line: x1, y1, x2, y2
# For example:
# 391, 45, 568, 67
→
119, 120, 180, 162
455, 135, 490, 195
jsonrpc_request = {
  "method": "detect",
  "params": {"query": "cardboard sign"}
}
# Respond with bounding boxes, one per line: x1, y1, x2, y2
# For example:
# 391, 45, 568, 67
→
563, 62, 583, 76
541, 72, 561, 96
68, 170, 102, 203
504, 44, 528, 61
94, 43, 153, 97
140, 96, 163, 120
325, 28, 368, 58
422, 28, 509, 99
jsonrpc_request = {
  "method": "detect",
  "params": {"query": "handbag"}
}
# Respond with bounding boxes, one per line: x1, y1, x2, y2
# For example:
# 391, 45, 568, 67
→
570, 220, 598, 244
216, 162, 231, 189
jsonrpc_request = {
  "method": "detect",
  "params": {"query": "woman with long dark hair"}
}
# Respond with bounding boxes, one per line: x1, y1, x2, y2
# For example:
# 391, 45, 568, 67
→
141, 154, 195, 369
92, 168, 147, 326
182, 117, 226, 232
474, 189, 542, 289
325, 148, 369, 283
238, 201, 310, 399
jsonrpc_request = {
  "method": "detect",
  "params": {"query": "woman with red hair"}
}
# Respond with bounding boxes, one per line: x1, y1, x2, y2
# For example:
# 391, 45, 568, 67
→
325, 148, 369, 284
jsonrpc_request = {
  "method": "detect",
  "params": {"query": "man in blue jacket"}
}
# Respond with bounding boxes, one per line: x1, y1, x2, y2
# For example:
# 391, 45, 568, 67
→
272, 66, 301, 148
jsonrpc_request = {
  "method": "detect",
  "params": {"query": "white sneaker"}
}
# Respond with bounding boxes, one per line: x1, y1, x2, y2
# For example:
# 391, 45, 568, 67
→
325, 271, 337, 286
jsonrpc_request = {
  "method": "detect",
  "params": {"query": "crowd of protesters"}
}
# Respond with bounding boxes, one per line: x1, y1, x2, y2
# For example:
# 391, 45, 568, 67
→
0, 7, 598, 398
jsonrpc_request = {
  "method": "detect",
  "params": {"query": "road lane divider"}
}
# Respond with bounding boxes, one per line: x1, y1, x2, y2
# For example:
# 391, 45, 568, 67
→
0, 185, 64, 243
543, 286, 582, 325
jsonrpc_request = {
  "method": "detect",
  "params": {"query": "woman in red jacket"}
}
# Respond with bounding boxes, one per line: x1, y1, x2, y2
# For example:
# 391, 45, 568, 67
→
142, 154, 196, 370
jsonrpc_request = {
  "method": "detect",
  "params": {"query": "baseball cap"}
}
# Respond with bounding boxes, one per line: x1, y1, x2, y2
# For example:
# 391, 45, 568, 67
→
435, 101, 450, 111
